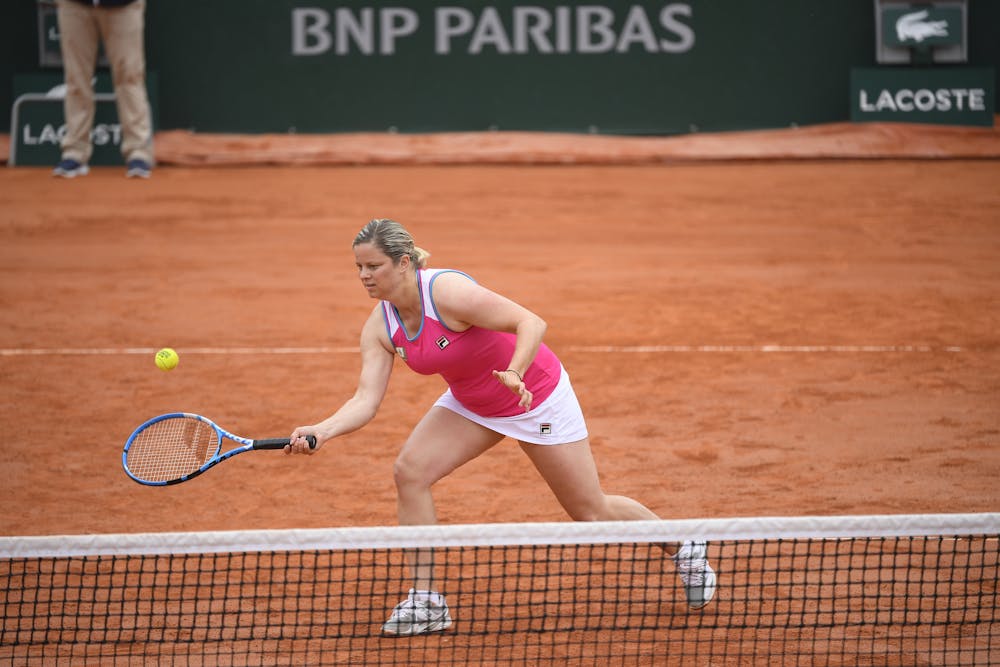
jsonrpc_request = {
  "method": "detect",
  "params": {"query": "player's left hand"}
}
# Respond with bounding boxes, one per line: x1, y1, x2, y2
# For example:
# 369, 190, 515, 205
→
493, 369, 533, 411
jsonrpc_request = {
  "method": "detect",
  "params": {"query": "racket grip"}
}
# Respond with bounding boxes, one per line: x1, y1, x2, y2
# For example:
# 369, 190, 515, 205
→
254, 435, 317, 450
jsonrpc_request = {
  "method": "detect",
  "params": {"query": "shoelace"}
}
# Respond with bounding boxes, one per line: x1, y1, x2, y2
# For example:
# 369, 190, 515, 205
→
674, 554, 707, 586
397, 598, 441, 617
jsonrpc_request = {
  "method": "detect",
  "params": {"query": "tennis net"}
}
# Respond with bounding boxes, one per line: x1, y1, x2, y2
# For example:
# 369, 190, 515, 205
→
1, 513, 997, 666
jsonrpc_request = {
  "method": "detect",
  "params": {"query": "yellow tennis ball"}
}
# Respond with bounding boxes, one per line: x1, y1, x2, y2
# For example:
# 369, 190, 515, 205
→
155, 347, 179, 371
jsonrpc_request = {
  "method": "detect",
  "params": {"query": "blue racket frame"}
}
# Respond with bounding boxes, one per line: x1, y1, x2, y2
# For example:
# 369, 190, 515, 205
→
122, 412, 311, 486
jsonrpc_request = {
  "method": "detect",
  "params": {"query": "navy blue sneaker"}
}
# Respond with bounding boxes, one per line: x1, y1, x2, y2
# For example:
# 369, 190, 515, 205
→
126, 159, 152, 179
53, 159, 89, 178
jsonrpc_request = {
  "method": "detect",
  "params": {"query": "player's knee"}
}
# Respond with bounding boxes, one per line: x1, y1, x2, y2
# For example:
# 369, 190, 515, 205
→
392, 453, 432, 491
391, 456, 415, 489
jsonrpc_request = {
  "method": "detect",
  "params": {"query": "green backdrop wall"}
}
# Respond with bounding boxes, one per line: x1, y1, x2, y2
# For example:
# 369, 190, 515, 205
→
3, 1, 999, 136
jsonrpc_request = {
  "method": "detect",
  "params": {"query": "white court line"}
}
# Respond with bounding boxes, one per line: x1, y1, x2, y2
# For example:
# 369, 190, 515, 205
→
0, 347, 359, 356
0, 345, 963, 356
569, 345, 964, 353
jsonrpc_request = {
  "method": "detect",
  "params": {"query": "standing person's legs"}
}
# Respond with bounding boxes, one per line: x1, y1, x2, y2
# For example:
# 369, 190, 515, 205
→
56, 0, 100, 164
98, 0, 153, 165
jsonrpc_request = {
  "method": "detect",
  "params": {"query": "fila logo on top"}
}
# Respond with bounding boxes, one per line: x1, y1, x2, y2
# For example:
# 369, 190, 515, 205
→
896, 10, 949, 43
436, 336, 450, 350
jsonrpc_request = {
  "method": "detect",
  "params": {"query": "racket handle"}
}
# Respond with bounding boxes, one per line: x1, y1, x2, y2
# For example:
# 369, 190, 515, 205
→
254, 435, 317, 450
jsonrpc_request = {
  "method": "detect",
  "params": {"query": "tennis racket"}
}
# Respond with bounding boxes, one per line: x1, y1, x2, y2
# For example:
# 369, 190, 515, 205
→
122, 412, 315, 486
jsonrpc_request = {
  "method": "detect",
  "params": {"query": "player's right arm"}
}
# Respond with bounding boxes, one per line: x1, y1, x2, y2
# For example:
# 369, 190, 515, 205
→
288, 306, 395, 453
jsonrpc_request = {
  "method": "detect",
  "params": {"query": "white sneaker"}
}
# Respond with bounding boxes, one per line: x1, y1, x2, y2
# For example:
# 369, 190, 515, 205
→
674, 540, 717, 609
381, 589, 453, 636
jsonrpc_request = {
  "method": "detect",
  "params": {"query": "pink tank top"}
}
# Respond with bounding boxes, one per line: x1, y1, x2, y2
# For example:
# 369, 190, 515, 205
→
381, 269, 561, 417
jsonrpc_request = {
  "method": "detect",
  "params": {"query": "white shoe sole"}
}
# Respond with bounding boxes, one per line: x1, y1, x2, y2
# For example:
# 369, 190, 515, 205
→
382, 614, 452, 636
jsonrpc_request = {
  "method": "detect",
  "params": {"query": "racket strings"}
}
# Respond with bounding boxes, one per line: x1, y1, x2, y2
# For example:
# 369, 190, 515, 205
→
126, 417, 219, 483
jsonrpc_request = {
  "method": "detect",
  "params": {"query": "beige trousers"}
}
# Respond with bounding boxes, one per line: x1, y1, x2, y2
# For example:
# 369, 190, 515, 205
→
56, 0, 153, 164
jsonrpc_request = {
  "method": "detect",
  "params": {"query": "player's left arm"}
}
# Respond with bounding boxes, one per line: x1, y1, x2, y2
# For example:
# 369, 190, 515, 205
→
433, 272, 545, 408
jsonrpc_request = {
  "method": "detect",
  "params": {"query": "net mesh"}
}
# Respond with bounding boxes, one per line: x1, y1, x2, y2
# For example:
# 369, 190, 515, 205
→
2, 514, 997, 666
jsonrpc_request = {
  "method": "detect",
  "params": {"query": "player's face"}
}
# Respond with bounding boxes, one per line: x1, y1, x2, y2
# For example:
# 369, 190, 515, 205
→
354, 243, 405, 298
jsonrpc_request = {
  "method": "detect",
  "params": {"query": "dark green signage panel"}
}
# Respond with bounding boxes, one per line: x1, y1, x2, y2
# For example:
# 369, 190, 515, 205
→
4, 0, 999, 136
851, 67, 994, 127
140, 0, 875, 135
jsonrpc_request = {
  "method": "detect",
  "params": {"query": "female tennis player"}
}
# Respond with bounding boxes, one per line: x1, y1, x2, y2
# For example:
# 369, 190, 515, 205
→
287, 218, 716, 636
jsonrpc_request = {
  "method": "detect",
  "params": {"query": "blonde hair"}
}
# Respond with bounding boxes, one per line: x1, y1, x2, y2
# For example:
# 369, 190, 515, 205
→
353, 218, 430, 269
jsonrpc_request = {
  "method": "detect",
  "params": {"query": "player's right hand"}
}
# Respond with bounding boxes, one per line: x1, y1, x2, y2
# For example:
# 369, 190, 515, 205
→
287, 427, 320, 455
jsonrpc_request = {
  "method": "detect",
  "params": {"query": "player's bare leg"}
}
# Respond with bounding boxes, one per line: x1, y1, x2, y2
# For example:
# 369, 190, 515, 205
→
519, 438, 717, 608
382, 407, 503, 635
518, 437, 660, 522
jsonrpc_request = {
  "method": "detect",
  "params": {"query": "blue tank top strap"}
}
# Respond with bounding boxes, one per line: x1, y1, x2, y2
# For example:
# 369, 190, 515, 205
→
380, 300, 398, 339
424, 269, 476, 331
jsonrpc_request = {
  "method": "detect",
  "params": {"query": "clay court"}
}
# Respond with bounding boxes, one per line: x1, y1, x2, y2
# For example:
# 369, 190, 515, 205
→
1, 123, 998, 663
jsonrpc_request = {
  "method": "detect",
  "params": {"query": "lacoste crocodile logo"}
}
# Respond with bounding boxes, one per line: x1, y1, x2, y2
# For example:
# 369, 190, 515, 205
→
896, 10, 949, 43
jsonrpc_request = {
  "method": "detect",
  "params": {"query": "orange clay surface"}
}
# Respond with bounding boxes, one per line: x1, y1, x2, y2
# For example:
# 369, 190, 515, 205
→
1, 134, 999, 538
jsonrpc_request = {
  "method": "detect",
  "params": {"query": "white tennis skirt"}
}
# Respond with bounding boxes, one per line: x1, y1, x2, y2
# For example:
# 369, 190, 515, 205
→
433, 366, 589, 445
